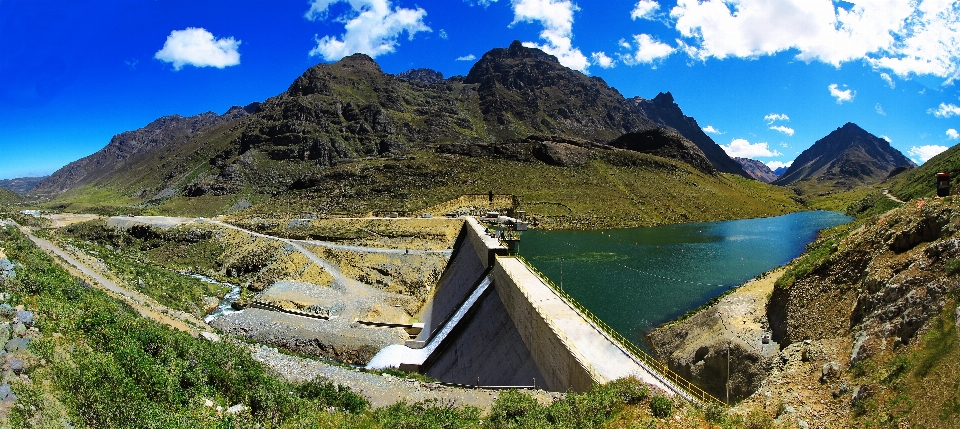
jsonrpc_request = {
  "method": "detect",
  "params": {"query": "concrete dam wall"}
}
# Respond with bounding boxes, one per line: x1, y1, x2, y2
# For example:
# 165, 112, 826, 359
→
368, 217, 682, 395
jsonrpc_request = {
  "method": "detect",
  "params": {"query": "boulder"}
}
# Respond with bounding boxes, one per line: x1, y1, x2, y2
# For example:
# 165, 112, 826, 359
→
14, 310, 33, 327
6, 357, 23, 375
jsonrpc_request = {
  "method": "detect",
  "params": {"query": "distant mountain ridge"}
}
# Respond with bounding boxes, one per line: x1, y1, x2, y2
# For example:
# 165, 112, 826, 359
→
31, 105, 257, 198
774, 122, 915, 189
0, 176, 45, 194
735, 158, 778, 183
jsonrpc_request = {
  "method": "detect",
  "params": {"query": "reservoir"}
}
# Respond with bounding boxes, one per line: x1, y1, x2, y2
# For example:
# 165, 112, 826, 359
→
518, 211, 851, 348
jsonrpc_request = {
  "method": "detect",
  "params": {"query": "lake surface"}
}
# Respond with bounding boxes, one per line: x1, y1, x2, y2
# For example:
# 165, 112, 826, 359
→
518, 211, 851, 348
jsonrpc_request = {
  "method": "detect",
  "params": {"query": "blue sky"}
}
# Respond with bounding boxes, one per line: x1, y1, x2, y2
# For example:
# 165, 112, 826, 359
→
2, 0, 960, 180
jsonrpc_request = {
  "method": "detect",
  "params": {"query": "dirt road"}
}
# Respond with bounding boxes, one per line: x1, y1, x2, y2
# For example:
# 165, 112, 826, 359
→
15, 224, 208, 336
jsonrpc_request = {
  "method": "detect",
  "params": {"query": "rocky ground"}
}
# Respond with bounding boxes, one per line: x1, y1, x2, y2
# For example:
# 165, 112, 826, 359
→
247, 342, 556, 410
211, 308, 408, 365
650, 267, 858, 428
650, 269, 783, 404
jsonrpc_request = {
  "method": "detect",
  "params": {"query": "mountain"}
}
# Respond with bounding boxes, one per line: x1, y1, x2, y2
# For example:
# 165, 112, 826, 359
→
462, 41, 657, 141
734, 158, 777, 183
0, 176, 45, 194
31, 105, 257, 199
633, 92, 750, 178
27, 41, 803, 226
888, 142, 960, 201
773, 122, 915, 189
773, 166, 788, 177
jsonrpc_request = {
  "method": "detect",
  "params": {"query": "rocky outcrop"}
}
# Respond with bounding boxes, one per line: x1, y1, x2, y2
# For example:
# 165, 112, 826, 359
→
610, 129, 715, 175
649, 270, 781, 403
768, 199, 959, 364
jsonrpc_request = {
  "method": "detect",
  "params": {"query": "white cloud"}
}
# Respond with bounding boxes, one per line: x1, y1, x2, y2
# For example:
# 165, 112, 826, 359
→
439, 29, 448, 40
702, 125, 722, 134
669, 1, 960, 83
719, 138, 783, 158
764, 113, 789, 123
780, 142, 789, 148
464, 0, 498, 6
770, 125, 795, 136
875, 103, 886, 115
619, 33, 674, 65
881, 135, 892, 142
909, 145, 949, 162
930, 103, 960, 118
154, 28, 240, 71
591, 52, 615, 68
510, 0, 590, 72
828, 83, 855, 103
305, 0, 430, 61
765, 160, 793, 170
880, 72, 895, 88
948, 128, 959, 139
456, 54, 477, 61
631, 1, 660, 20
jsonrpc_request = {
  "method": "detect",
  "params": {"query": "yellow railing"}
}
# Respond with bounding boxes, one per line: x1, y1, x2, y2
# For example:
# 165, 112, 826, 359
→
512, 254, 726, 408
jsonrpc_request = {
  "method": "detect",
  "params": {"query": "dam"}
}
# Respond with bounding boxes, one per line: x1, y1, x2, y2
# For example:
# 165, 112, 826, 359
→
368, 217, 719, 404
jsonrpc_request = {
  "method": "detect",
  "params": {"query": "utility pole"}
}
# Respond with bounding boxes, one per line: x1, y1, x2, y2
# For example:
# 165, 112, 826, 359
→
727, 340, 731, 405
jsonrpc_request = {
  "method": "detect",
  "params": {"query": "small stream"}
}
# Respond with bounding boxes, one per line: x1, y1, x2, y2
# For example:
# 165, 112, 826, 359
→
183, 273, 242, 323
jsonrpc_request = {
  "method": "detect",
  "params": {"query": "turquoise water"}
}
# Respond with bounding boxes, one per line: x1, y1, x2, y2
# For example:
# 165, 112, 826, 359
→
518, 211, 851, 348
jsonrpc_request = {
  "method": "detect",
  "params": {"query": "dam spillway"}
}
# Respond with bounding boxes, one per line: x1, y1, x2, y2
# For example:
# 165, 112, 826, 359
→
368, 217, 702, 399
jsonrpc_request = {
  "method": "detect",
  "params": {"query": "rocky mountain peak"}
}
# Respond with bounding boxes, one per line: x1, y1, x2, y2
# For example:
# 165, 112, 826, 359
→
651, 91, 676, 106
634, 92, 750, 177
397, 68, 445, 84
774, 122, 915, 188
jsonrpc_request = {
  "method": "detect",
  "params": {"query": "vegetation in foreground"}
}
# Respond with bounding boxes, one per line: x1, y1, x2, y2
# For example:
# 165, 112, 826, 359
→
0, 222, 738, 428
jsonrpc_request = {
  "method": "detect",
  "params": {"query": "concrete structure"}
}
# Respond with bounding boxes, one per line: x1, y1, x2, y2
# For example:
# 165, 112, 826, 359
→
368, 217, 695, 398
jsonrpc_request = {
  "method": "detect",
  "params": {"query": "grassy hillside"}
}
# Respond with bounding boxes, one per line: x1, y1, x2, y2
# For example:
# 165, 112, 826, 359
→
43, 145, 804, 228
888, 142, 960, 200
0, 188, 25, 207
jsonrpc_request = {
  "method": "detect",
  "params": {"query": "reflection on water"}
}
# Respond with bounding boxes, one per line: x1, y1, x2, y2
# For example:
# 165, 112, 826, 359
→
519, 211, 851, 349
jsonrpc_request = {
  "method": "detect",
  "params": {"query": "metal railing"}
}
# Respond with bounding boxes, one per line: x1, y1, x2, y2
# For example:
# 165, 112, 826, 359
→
511, 254, 726, 408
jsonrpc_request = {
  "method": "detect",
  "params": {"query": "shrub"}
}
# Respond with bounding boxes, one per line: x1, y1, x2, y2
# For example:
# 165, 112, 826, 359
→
295, 378, 369, 413
489, 390, 542, 426
650, 395, 673, 418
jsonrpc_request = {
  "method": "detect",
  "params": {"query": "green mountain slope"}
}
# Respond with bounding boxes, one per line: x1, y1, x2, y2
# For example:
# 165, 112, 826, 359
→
888, 142, 960, 201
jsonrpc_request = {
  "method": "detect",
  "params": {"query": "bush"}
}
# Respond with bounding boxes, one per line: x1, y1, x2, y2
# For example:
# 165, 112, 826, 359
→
650, 395, 673, 418
374, 399, 482, 429
489, 390, 542, 426
704, 402, 727, 423
946, 258, 960, 276
296, 378, 369, 413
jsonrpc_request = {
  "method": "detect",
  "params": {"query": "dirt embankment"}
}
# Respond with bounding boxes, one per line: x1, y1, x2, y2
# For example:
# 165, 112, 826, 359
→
649, 269, 782, 403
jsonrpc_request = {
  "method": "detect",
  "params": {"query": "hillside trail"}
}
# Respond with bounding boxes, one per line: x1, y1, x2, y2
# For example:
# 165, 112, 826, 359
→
882, 188, 906, 204
12, 222, 208, 336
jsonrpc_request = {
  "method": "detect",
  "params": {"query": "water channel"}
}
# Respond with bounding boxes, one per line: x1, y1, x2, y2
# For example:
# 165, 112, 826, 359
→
518, 211, 852, 349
